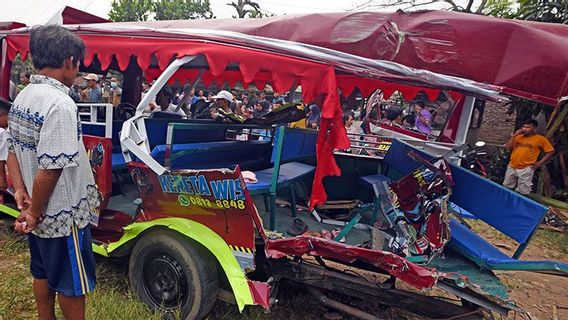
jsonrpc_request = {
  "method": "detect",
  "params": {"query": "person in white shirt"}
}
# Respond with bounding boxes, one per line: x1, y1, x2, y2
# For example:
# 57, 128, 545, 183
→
145, 86, 188, 117
344, 113, 362, 153
0, 98, 11, 191
10, 25, 98, 320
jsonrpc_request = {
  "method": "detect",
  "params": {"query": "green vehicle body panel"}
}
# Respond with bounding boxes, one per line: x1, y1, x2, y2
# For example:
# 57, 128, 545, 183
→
92, 217, 254, 311
0, 204, 19, 218
0, 204, 254, 311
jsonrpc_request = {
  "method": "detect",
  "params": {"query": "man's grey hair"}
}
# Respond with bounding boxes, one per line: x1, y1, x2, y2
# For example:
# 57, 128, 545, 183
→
29, 25, 85, 70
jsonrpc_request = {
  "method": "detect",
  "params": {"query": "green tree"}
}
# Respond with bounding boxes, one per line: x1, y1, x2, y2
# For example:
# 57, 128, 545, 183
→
514, 0, 568, 23
481, 0, 516, 18
109, 0, 214, 22
109, 0, 154, 22
154, 0, 214, 20
227, 0, 266, 18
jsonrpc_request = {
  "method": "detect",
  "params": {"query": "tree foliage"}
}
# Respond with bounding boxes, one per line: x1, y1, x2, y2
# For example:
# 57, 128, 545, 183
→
154, 0, 214, 20
515, 0, 568, 23
109, 0, 214, 22
481, 0, 516, 18
109, 0, 154, 22
356, 0, 568, 23
227, 0, 269, 18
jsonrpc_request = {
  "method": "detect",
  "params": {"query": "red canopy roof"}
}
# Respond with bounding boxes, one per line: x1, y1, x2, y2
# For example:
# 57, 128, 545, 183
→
0, 22, 25, 31
61, 6, 109, 25
108, 10, 568, 105
0, 24, 502, 207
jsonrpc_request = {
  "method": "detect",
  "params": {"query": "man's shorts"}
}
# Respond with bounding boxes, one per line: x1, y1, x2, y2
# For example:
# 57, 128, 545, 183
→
503, 165, 534, 195
28, 224, 96, 297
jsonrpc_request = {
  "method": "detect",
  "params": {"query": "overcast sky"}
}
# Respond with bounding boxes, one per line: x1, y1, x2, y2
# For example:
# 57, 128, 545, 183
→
0, 0, 467, 25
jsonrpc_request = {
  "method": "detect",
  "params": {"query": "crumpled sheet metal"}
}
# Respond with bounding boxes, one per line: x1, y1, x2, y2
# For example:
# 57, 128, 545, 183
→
52, 10, 567, 105
265, 235, 440, 290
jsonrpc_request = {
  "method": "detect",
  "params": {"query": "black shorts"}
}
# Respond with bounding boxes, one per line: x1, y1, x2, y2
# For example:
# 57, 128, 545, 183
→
28, 224, 96, 297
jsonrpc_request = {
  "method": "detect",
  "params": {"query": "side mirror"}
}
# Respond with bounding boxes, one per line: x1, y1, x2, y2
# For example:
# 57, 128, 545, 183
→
474, 141, 486, 147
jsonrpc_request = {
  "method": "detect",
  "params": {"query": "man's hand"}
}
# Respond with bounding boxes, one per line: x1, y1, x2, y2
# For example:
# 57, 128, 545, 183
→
14, 189, 32, 210
513, 128, 524, 136
14, 211, 38, 234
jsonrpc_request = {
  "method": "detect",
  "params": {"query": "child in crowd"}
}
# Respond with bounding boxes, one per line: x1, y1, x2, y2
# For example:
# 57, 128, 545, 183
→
0, 98, 11, 192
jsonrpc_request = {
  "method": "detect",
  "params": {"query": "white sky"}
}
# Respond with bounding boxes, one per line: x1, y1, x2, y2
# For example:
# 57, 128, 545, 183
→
0, 0, 472, 25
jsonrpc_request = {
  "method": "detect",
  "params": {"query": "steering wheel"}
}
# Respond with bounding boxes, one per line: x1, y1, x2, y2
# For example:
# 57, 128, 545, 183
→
115, 102, 137, 121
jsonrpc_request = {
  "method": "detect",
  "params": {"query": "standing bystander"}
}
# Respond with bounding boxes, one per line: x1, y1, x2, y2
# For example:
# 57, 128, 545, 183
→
17, 72, 32, 93
503, 119, 554, 195
0, 98, 11, 192
10, 25, 100, 320
83, 73, 102, 103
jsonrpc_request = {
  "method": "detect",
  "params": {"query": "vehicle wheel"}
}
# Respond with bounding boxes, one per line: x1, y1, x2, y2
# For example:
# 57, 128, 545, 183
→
129, 230, 218, 320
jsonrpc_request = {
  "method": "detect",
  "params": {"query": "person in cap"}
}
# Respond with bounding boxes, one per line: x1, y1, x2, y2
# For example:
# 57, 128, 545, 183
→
83, 73, 102, 103
212, 90, 233, 113
213, 90, 244, 122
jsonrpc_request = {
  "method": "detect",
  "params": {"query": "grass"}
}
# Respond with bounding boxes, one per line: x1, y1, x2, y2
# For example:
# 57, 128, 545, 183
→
467, 218, 568, 258
0, 219, 161, 320
1, 214, 566, 320
0, 218, 324, 320
534, 229, 568, 255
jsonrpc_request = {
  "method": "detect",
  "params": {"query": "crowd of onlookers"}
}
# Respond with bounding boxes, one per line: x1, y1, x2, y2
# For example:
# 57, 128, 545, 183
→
141, 81, 324, 128
9, 68, 450, 137
342, 90, 456, 141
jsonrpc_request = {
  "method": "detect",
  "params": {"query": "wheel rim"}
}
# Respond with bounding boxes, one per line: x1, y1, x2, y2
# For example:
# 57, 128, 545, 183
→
142, 252, 189, 308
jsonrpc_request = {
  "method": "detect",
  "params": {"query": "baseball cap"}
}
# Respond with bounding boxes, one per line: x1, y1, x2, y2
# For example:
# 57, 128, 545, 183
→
211, 90, 233, 102
83, 73, 99, 81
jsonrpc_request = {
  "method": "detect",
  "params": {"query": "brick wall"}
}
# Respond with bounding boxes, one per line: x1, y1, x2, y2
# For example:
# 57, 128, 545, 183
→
467, 101, 516, 145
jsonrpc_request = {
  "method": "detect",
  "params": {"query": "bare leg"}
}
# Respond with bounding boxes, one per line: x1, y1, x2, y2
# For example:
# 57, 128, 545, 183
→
57, 294, 85, 320
33, 278, 56, 320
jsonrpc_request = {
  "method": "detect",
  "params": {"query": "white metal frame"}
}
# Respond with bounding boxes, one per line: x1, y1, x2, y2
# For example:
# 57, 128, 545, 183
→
78, 103, 113, 138
119, 54, 478, 174
120, 56, 197, 175
455, 95, 476, 146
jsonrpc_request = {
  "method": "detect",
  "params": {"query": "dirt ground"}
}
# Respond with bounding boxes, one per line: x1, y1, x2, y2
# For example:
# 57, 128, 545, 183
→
0, 215, 567, 320
467, 220, 568, 320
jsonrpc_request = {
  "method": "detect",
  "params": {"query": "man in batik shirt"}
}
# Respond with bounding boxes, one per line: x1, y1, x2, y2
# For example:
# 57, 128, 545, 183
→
11, 25, 99, 320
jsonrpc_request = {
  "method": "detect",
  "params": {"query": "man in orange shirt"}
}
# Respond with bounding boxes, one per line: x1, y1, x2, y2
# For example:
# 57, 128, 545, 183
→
503, 119, 554, 194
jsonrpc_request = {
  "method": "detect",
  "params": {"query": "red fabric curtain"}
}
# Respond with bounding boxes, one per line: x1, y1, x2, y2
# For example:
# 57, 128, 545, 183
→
6, 33, 346, 206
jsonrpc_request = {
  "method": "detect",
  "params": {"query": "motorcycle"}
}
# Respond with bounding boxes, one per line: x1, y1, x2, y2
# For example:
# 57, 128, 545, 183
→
459, 141, 488, 177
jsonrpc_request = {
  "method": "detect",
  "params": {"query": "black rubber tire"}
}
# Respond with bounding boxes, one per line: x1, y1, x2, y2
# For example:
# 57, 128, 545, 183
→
129, 230, 218, 320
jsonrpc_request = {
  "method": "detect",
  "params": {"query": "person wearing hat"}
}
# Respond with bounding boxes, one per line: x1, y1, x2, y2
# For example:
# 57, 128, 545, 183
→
83, 73, 102, 103
212, 90, 233, 113
212, 90, 244, 123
